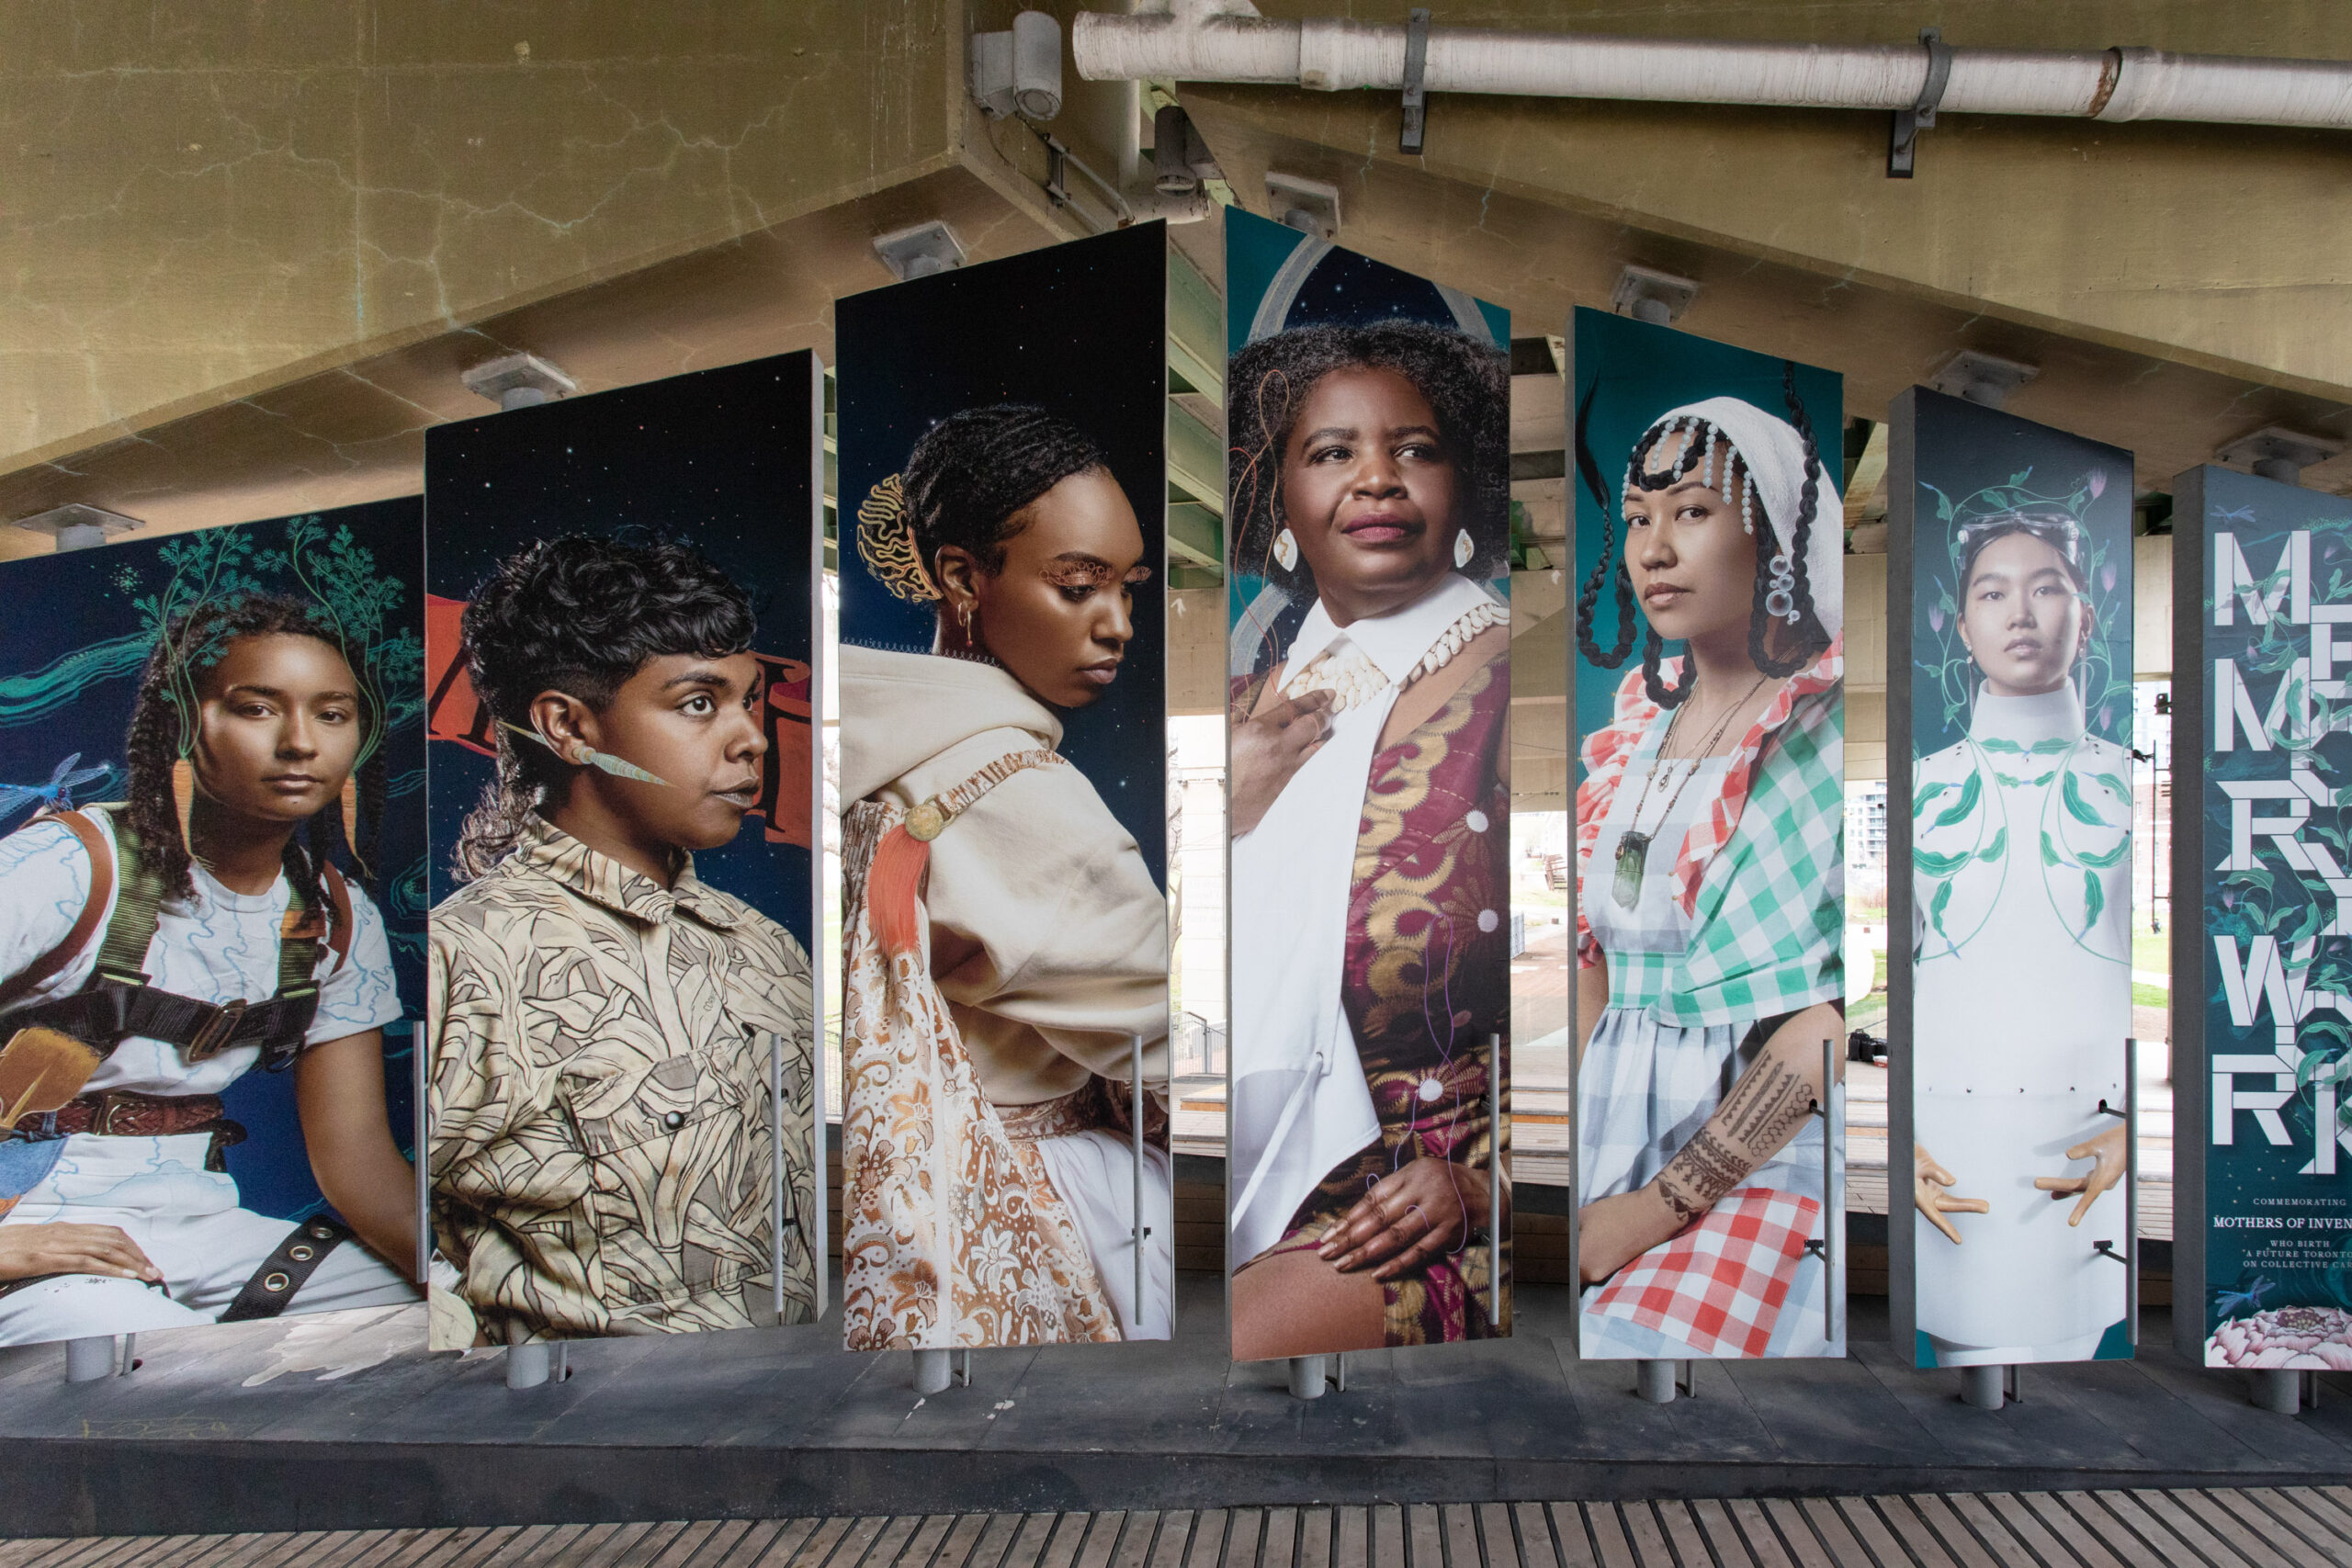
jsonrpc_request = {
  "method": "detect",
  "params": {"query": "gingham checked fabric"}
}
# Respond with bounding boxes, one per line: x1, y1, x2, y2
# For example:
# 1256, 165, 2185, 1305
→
1574, 643, 1844, 1029
1577, 637, 1841, 952
1588, 1186, 1822, 1358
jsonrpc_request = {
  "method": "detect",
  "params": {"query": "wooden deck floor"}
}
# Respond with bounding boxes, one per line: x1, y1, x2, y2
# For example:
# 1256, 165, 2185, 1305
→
7, 1487, 2349, 1568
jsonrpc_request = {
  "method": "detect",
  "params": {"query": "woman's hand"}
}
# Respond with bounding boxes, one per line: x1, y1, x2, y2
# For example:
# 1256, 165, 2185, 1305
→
1576, 1185, 1681, 1285
1317, 1156, 1494, 1281
1915, 1141, 1989, 1245
2035, 1122, 2129, 1225
0, 1223, 161, 1284
1230, 689, 1334, 837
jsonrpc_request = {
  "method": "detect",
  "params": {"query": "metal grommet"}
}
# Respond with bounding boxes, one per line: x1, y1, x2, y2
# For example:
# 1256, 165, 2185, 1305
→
263, 1272, 291, 1293
288, 1245, 315, 1263
307, 1224, 336, 1240
662, 1111, 685, 1130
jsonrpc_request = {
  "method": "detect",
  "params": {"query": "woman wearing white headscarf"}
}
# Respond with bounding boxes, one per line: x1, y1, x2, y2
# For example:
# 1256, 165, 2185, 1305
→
1570, 382, 1848, 1359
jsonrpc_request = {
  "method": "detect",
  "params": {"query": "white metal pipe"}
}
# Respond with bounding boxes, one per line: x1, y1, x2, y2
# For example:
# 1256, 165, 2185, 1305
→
1073, 13, 2352, 130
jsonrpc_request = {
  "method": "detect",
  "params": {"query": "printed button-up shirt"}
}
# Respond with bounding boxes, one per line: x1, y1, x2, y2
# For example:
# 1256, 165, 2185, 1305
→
427, 816, 815, 1345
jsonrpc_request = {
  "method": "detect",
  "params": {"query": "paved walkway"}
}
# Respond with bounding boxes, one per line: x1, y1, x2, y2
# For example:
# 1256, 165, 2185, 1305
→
6, 1487, 2349, 1567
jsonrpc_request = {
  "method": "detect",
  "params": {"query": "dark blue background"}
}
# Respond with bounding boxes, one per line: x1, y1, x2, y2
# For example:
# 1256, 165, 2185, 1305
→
0, 500, 424, 1223
833, 223, 1168, 884
423, 353, 819, 945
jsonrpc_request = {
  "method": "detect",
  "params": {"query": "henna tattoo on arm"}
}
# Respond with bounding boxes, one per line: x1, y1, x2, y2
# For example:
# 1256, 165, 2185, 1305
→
1652, 1050, 1825, 1227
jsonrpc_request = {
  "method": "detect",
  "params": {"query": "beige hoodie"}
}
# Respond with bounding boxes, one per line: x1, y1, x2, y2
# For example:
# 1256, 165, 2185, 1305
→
840, 643, 1169, 1105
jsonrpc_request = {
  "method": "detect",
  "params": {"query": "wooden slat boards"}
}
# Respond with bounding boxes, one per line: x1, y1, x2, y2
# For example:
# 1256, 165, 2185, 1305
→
8, 1490, 2349, 1568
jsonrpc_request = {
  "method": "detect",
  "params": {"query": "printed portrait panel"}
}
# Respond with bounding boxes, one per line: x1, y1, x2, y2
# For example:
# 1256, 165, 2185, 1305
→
2173, 465, 2352, 1371
1223, 208, 1514, 1360
423, 352, 823, 1351
0, 501, 428, 1348
1568, 307, 1847, 1359
1888, 388, 2136, 1368
833, 223, 1172, 1350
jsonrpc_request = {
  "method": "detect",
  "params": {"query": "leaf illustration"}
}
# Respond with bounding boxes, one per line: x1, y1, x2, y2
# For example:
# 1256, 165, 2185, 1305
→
2077, 840, 2131, 869
1915, 849, 1973, 876
2041, 829, 2063, 868
2083, 869, 2105, 931
1929, 877, 1954, 937
2062, 771, 2110, 828
1979, 826, 2007, 862
1914, 781, 1951, 817
1933, 771, 1982, 829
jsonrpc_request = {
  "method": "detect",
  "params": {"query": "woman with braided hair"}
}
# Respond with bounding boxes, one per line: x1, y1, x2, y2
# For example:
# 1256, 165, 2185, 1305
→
837, 404, 1170, 1348
0, 592, 419, 1344
1221, 320, 1514, 1359
1570, 377, 1849, 1359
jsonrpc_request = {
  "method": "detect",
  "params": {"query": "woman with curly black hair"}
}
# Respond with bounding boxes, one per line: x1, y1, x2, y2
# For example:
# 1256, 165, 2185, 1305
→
0, 592, 419, 1344
1221, 320, 1514, 1359
838, 403, 1170, 1350
1569, 377, 1848, 1360
427, 535, 817, 1348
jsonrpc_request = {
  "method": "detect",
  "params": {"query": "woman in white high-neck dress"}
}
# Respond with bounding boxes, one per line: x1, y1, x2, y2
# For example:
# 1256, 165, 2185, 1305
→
1912, 509, 2132, 1365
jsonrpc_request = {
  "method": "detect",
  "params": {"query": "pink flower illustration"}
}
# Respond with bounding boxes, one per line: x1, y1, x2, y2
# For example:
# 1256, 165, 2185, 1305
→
2101, 561, 2118, 594
1929, 606, 1947, 635
2089, 470, 2108, 500
2209, 1304, 2352, 1370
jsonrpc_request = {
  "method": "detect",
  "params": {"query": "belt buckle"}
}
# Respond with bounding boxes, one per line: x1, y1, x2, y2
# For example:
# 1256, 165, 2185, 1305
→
96, 1094, 138, 1136
186, 998, 248, 1061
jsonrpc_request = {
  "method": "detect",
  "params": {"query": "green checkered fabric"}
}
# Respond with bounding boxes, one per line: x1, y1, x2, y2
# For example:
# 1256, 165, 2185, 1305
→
1653, 685, 1845, 1028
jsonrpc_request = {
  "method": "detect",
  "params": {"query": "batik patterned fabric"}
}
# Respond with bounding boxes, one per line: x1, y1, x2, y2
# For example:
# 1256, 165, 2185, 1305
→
1261, 652, 1511, 1345
427, 816, 816, 1347
1575, 641, 1844, 1028
1589, 1186, 1820, 1357
838, 785, 1120, 1351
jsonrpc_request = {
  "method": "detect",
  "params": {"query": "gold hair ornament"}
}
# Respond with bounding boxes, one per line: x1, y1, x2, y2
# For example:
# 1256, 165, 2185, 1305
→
855, 473, 941, 604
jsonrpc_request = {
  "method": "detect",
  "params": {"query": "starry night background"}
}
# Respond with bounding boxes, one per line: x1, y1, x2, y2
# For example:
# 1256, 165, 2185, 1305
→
0, 499, 425, 1234
834, 222, 1168, 883
423, 352, 820, 945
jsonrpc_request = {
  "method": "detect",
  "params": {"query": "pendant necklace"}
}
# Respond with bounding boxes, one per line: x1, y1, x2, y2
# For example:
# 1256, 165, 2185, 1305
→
1610, 671, 1768, 910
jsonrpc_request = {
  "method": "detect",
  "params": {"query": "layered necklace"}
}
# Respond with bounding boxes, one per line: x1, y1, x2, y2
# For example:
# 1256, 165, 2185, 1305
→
1610, 671, 1767, 910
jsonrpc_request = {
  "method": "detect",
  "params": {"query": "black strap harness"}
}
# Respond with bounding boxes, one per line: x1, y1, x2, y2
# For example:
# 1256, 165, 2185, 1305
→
2, 805, 340, 1076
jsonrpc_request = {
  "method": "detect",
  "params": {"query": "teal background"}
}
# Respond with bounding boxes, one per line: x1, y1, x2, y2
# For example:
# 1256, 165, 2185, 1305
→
1567, 310, 1842, 770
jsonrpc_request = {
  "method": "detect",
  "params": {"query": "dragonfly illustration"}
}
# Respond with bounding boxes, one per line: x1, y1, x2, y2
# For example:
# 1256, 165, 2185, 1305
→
0, 753, 112, 826
2213, 1274, 2275, 1320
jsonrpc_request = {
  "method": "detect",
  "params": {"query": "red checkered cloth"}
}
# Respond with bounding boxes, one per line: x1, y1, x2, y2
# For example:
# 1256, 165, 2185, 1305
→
1589, 1187, 1820, 1358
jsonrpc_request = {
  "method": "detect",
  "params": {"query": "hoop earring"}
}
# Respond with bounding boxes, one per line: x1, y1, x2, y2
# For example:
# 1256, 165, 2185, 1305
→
1453, 528, 1475, 570
1272, 528, 1298, 573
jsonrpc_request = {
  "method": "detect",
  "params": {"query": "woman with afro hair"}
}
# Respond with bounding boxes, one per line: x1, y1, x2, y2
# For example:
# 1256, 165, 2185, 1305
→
1569, 372, 1848, 1359
1221, 320, 1514, 1359
427, 534, 816, 1347
0, 592, 420, 1344
838, 404, 1170, 1349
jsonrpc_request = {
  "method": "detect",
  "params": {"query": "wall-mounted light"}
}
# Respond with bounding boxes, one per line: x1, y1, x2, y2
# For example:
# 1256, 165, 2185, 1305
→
462, 352, 578, 412
1611, 265, 1699, 327
12, 502, 142, 553
1266, 172, 1340, 241
971, 11, 1063, 121
1929, 349, 2038, 410
872, 220, 967, 282
2215, 424, 2342, 486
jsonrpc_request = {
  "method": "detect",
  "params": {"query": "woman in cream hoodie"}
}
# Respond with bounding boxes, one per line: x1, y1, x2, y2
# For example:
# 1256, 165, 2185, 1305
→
838, 405, 1170, 1349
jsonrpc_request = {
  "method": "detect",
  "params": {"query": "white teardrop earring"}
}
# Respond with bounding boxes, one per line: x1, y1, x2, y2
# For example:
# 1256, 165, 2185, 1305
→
1272, 527, 1298, 573
1453, 528, 1475, 570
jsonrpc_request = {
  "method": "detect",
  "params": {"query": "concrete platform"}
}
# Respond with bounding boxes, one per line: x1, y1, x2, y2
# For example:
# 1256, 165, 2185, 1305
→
1, 1277, 2346, 1540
